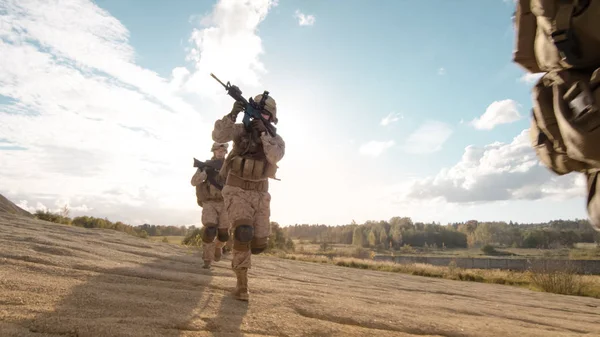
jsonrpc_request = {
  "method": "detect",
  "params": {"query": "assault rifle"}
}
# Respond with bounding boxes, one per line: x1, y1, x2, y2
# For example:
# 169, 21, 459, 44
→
193, 158, 223, 190
210, 73, 277, 137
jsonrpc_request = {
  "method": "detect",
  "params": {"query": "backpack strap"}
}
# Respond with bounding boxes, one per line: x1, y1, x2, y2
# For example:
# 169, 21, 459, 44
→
551, 0, 580, 65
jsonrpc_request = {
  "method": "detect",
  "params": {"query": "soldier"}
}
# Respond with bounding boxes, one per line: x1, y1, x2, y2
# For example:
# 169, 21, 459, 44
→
512, 0, 600, 231
212, 94, 285, 301
190, 142, 230, 269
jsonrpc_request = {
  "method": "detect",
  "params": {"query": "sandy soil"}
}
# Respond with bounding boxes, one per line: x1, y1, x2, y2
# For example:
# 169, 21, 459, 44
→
1, 212, 599, 337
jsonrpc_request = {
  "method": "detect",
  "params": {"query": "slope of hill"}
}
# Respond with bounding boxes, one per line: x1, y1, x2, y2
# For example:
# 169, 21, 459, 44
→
0, 194, 32, 218
1, 212, 599, 337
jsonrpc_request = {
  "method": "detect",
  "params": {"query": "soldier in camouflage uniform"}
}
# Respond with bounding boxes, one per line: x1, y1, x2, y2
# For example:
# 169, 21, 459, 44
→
190, 142, 230, 269
212, 95, 285, 301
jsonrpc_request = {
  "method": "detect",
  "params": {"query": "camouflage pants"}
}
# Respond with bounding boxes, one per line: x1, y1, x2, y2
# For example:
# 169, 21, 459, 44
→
586, 170, 600, 232
222, 184, 272, 270
201, 200, 229, 263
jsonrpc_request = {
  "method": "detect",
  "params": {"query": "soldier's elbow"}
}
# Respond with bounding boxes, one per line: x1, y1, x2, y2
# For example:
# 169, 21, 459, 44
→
211, 132, 224, 143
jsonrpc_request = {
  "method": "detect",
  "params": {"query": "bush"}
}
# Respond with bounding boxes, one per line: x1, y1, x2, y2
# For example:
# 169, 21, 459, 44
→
34, 210, 71, 225
285, 238, 296, 252
136, 229, 148, 239
182, 228, 203, 247
351, 247, 371, 259
399, 244, 416, 254
481, 244, 496, 255
266, 222, 296, 253
527, 263, 586, 296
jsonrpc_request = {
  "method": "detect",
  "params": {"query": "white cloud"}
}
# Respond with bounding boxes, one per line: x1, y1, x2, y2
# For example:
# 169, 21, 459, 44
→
0, 0, 196, 117
17, 199, 91, 214
438, 67, 446, 75
359, 140, 395, 157
182, 0, 278, 95
0, 0, 275, 226
470, 99, 522, 130
401, 120, 453, 154
519, 72, 545, 84
380, 112, 403, 126
294, 10, 315, 26
401, 129, 587, 203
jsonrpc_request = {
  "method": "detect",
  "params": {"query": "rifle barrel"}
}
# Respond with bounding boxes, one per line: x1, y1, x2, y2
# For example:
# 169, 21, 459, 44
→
210, 73, 227, 88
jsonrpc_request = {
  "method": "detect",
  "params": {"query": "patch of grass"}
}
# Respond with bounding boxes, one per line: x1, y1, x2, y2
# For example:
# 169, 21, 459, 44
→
276, 253, 600, 298
526, 262, 599, 297
148, 236, 185, 244
568, 247, 600, 260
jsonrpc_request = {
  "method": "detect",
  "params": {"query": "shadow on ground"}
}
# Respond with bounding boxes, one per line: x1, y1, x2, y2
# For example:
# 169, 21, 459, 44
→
0, 213, 248, 336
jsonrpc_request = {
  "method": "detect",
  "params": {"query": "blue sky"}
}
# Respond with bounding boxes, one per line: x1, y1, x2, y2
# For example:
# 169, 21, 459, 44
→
0, 0, 588, 226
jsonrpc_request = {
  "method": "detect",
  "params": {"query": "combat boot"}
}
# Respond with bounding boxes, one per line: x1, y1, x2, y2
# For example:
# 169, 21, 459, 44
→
202, 260, 211, 269
233, 268, 249, 301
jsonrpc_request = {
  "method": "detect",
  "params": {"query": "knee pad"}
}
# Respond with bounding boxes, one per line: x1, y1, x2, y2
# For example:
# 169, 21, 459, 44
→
234, 225, 254, 242
251, 237, 268, 254
202, 225, 217, 243
217, 228, 229, 242
233, 224, 254, 251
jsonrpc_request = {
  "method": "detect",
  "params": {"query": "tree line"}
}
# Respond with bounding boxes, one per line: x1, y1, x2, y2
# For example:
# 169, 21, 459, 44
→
283, 217, 600, 250
36, 206, 597, 251
34, 208, 201, 239
34, 210, 150, 239
34, 208, 296, 252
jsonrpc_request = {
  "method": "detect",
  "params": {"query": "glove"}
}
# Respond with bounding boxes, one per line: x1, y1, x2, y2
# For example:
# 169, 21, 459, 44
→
191, 168, 207, 186
227, 101, 245, 120
251, 119, 267, 134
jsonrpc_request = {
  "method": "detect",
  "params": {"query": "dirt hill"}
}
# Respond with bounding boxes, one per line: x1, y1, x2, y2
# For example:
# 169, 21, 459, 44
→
0, 193, 32, 218
1, 212, 599, 337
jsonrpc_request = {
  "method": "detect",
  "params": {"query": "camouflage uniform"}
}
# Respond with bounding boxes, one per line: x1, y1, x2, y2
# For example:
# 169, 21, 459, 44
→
212, 94, 285, 301
190, 142, 230, 268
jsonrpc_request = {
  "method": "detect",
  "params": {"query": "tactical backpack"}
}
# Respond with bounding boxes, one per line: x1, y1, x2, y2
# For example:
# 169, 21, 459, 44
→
513, 0, 600, 230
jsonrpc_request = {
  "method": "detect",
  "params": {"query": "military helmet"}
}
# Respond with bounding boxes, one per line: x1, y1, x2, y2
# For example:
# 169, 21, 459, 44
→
211, 142, 229, 152
254, 94, 277, 124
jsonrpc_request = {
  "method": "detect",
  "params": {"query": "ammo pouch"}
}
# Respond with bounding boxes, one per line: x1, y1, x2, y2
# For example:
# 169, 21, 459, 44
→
195, 181, 222, 206
195, 184, 207, 207
534, 69, 600, 170
226, 156, 276, 192
529, 73, 593, 175
514, 0, 600, 73
531, 0, 600, 72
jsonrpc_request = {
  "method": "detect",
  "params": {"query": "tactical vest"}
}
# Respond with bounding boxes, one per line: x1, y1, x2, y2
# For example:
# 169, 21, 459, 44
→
220, 129, 277, 192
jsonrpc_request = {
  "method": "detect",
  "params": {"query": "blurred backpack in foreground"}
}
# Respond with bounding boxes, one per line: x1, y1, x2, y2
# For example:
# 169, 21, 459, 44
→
512, 0, 600, 231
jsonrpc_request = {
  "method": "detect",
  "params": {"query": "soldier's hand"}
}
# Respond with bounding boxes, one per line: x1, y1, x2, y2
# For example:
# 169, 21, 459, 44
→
251, 119, 267, 134
228, 101, 245, 120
